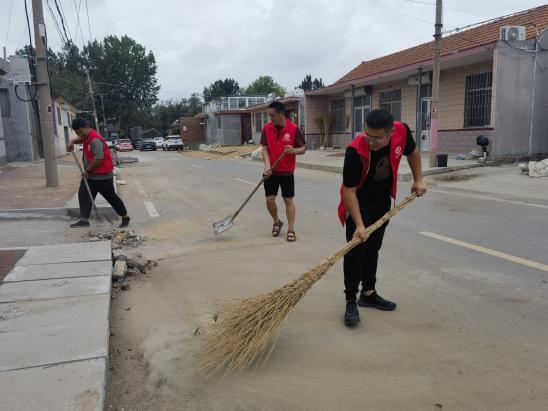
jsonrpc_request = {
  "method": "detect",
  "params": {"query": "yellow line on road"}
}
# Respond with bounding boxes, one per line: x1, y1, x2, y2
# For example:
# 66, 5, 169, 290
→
419, 231, 548, 272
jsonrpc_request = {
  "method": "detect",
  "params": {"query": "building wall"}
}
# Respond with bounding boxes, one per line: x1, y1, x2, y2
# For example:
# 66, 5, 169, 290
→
305, 95, 329, 135
221, 114, 242, 146
179, 117, 204, 144
53, 101, 78, 157
438, 61, 494, 131
0, 109, 6, 165
205, 113, 243, 146
492, 35, 548, 160
205, 113, 219, 145
531, 31, 548, 157
0, 82, 35, 162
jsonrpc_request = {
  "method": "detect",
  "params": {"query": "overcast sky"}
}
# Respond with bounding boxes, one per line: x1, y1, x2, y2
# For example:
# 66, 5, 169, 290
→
2, 0, 546, 100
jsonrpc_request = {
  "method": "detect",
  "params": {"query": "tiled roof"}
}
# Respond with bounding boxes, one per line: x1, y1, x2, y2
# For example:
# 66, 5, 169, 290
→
333, 5, 548, 86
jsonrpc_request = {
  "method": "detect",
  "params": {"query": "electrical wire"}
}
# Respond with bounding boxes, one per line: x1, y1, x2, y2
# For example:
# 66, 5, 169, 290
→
85, 0, 92, 42
53, 0, 72, 45
4, 0, 15, 47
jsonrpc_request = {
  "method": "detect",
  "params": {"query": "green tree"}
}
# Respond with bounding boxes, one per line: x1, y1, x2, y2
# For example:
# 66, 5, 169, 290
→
298, 74, 324, 91
84, 35, 160, 133
203, 78, 240, 103
244, 75, 285, 97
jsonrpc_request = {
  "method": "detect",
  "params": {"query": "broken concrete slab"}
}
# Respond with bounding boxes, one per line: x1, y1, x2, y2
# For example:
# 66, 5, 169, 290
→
0, 294, 109, 372
112, 260, 126, 280
0, 358, 106, 411
3, 260, 112, 282
0, 276, 111, 303
16, 241, 111, 265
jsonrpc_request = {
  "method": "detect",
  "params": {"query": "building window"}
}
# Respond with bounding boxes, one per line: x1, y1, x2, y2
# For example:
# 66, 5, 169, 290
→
217, 116, 221, 129
255, 113, 262, 133
379, 89, 401, 121
331, 99, 345, 132
353, 95, 371, 133
57, 107, 62, 125
464, 72, 492, 128
0, 89, 10, 117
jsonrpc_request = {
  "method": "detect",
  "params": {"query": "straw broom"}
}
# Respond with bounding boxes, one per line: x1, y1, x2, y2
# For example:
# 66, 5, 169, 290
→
200, 193, 418, 376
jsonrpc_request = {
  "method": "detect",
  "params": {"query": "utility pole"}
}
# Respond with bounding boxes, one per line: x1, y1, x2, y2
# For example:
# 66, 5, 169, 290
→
32, 0, 58, 187
99, 94, 106, 135
416, 67, 423, 152
429, 0, 442, 167
85, 69, 100, 131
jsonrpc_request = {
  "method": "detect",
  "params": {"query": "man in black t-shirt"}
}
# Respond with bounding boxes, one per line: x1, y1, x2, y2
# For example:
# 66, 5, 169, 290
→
342, 109, 427, 327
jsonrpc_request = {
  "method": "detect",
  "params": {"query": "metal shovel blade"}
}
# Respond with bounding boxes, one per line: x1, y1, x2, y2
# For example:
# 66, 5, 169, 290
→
213, 215, 234, 235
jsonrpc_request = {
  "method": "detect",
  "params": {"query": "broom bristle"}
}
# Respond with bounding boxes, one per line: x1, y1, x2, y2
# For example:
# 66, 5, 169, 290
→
199, 259, 336, 377
200, 194, 417, 377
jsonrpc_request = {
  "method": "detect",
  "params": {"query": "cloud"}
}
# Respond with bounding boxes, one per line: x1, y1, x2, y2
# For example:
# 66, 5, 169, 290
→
2, 0, 545, 100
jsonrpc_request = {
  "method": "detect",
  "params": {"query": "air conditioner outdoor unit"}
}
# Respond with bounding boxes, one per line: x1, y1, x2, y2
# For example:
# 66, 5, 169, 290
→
500, 26, 526, 41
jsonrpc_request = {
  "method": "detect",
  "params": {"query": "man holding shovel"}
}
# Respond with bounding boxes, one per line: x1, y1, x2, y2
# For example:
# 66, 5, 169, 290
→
261, 101, 306, 242
338, 109, 426, 326
67, 118, 130, 228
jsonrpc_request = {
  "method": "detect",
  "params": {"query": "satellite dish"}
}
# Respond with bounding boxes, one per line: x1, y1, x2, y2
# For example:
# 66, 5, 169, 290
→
266, 92, 276, 103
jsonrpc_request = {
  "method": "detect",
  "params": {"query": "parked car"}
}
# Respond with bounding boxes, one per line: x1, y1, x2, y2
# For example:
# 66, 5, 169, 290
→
115, 139, 133, 151
133, 138, 143, 150
140, 139, 157, 151
153, 137, 164, 149
162, 136, 184, 151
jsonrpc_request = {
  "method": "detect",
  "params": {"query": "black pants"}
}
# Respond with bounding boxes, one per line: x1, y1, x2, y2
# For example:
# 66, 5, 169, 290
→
78, 177, 127, 219
343, 203, 390, 301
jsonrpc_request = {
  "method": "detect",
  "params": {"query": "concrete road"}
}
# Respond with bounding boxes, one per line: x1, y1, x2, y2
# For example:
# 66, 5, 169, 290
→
107, 150, 548, 410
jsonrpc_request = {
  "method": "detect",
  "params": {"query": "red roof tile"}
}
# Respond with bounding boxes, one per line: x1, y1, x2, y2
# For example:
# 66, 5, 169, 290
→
333, 5, 548, 86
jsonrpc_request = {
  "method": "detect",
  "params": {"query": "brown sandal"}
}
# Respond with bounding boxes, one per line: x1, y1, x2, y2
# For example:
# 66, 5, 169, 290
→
287, 231, 296, 242
272, 220, 284, 237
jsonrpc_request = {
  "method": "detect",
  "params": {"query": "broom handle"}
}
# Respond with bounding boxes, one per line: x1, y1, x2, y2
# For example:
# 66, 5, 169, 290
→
331, 193, 418, 261
71, 151, 102, 222
231, 151, 287, 219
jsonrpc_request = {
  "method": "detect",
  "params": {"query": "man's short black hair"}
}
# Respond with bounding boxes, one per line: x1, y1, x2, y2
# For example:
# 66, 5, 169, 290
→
268, 101, 285, 114
71, 117, 89, 131
366, 109, 394, 130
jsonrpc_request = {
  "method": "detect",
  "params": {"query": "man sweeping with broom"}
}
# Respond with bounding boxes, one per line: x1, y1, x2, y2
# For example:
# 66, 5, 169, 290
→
67, 118, 130, 228
338, 109, 426, 326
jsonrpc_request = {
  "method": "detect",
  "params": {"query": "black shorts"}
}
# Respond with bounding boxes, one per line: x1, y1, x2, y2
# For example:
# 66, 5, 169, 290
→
264, 174, 295, 198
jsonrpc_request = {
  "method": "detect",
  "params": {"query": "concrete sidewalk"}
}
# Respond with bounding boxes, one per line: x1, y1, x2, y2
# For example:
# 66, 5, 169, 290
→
294, 150, 486, 180
0, 241, 112, 411
0, 155, 119, 219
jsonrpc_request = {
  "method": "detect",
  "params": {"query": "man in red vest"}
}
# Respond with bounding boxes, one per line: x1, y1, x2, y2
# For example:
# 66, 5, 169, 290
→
261, 101, 306, 242
67, 118, 130, 228
339, 109, 426, 326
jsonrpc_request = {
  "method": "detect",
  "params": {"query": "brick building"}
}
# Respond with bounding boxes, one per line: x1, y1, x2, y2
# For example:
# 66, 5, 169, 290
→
305, 5, 548, 160
179, 113, 205, 145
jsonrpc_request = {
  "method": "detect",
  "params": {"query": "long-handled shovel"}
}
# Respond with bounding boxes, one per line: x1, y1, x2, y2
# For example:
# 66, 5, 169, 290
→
70, 151, 113, 224
213, 151, 287, 235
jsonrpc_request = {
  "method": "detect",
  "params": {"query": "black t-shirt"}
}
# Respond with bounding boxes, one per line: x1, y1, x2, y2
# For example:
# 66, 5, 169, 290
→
343, 123, 416, 208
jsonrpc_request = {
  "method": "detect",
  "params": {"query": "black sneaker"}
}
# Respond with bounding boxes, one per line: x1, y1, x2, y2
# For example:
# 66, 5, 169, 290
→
70, 220, 90, 228
119, 217, 131, 228
344, 300, 361, 327
358, 291, 397, 311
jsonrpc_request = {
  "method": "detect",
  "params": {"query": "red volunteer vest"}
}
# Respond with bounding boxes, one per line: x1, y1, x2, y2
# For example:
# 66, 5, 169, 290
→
263, 119, 298, 173
337, 122, 407, 226
82, 129, 114, 174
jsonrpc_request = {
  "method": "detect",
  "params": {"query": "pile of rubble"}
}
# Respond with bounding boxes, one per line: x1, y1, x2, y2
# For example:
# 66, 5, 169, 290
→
519, 159, 548, 178
84, 229, 146, 249
111, 252, 157, 295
